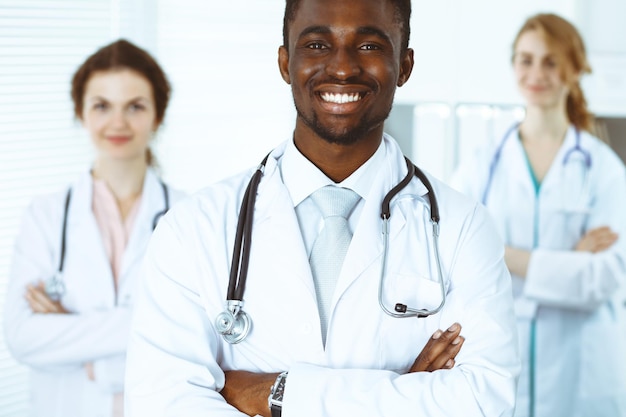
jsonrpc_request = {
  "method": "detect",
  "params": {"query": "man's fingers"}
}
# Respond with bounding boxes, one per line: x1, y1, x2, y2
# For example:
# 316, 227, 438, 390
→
426, 336, 464, 372
409, 323, 462, 373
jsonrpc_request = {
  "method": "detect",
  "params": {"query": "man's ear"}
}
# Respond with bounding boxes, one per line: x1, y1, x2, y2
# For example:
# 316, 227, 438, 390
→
278, 46, 291, 84
397, 48, 414, 87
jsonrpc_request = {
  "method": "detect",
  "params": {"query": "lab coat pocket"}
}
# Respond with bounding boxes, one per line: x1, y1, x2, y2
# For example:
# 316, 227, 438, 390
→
379, 273, 442, 372
383, 273, 444, 313
544, 206, 589, 248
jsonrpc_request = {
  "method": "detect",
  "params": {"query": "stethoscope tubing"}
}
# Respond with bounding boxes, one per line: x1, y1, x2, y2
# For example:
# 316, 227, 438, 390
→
227, 155, 268, 302
219, 152, 447, 344
47, 179, 169, 299
378, 157, 445, 318
482, 123, 590, 205
58, 189, 72, 273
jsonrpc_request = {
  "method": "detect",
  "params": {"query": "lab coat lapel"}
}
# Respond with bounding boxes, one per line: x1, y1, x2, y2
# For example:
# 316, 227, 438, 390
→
333, 137, 410, 302
67, 172, 115, 305
251, 152, 317, 299
501, 132, 536, 198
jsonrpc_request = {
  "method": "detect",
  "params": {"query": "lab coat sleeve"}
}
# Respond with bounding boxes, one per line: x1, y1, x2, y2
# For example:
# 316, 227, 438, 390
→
283, 204, 520, 417
125, 216, 247, 416
524, 165, 626, 311
4, 200, 132, 368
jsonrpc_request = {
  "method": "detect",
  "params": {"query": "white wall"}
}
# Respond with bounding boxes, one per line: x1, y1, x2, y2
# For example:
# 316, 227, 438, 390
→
396, 0, 578, 105
153, 0, 295, 192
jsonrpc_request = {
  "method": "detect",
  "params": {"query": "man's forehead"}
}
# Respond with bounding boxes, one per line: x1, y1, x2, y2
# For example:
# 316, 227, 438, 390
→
290, 0, 400, 35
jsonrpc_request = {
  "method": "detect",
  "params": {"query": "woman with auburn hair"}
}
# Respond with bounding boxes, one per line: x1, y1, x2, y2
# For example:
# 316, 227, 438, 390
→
452, 13, 626, 417
4, 39, 184, 417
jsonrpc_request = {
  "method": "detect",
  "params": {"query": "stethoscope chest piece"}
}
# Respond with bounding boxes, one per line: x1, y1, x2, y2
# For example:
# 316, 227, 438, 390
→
215, 301, 252, 344
45, 272, 66, 301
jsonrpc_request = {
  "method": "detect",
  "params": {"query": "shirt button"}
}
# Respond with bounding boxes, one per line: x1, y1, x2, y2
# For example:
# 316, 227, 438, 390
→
301, 323, 313, 335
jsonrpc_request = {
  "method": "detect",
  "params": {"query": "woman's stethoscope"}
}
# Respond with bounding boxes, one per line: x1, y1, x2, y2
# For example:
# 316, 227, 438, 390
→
44, 181, 170, 301
481, 123, 592, 205
215, 154, 446, 344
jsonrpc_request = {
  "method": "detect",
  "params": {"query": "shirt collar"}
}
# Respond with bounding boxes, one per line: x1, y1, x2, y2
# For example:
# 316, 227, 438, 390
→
280, 137, 386, 207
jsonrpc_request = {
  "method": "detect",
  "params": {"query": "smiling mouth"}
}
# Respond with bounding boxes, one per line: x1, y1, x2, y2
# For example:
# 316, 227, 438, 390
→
320, 92, 364, 104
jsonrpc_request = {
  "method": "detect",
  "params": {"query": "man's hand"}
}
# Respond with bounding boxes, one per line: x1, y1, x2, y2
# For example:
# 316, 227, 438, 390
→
409, 322, 464, 373
575, 226, 618, 253
25, 281, 69, 314
221, 370, 279, 417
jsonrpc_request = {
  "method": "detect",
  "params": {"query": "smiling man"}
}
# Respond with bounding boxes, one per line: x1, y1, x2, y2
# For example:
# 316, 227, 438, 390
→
125, 0, 520, 416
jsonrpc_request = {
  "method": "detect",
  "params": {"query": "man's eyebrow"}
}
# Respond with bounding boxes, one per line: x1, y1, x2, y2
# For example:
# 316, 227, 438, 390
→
296, 25, 392, 45
357, 26, 392, 44
297, 25, 331, 40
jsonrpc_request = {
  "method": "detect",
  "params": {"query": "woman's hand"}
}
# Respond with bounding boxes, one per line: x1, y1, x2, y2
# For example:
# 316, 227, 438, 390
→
25, 281, 70, 314
575, 226, 618, 253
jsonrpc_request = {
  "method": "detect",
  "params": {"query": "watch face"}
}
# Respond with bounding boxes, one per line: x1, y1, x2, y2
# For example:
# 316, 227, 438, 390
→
274, 380, 285, 402
271, 374, 287, 404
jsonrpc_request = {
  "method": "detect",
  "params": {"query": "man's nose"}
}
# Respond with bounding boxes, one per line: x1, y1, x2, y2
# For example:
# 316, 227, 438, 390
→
325, 47, 361, 80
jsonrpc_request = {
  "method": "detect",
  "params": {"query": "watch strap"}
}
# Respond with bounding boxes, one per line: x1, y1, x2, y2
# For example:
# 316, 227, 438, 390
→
270, 403, 282, 417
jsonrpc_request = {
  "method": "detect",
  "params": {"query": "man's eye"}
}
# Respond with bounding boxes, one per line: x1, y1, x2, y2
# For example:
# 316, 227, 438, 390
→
307, 42, 326, 50
93, 103, 108, 111
129, 103, 145, 112
360, 44, 380, 51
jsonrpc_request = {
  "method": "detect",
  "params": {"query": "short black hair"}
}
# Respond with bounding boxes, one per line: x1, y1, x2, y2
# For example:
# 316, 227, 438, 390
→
282, 0, 411, 51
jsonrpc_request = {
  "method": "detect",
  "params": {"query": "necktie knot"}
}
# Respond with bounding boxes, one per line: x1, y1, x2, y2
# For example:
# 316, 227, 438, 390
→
311, 186, 360, 220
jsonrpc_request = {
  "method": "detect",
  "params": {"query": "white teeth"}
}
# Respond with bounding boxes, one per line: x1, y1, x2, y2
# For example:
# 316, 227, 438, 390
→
321, 92, 361, 104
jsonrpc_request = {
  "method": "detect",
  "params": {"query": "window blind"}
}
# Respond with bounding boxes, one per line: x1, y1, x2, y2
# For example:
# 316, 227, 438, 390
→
0, 2, 119, 415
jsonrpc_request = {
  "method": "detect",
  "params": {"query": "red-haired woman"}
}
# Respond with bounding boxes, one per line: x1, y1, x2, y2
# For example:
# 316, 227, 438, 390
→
452, 13, 626, 417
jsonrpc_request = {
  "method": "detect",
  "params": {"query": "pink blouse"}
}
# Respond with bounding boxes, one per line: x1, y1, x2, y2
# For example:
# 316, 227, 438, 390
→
92, 178, 142, 417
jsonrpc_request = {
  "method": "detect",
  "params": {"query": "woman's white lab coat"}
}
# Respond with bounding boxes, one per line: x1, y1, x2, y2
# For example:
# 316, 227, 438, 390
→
4, 169, 183, 417
452, 126, 626, 417
125, 136, 520, 417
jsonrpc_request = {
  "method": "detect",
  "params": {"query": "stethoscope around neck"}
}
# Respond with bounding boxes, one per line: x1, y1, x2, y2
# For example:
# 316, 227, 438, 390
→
215, 153, 446, 344
481, 123, 592, 205
44, 181, 170, 301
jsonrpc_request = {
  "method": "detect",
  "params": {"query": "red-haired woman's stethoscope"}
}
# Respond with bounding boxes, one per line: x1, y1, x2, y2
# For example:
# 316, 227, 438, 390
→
481, 123, 592, 205
215, 153, 446, 344
44, 181, 170, 300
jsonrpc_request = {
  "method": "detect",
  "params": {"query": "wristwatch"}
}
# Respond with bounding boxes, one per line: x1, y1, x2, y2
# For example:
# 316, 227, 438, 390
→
268, 371, 288, 417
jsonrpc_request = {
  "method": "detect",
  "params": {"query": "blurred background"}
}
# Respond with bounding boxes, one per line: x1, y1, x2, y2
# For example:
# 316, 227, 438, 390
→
0, 0, 624, 415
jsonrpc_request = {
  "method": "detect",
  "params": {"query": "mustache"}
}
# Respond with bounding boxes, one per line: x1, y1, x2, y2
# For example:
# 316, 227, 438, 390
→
311, 76, 377, 91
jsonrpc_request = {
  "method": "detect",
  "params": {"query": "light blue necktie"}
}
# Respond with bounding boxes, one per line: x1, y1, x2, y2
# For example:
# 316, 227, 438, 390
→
309, 186, 360, 346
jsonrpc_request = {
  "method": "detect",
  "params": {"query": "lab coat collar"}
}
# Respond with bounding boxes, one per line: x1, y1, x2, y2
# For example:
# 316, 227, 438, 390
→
281, 137, 386, 205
